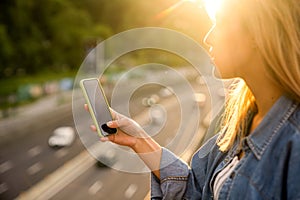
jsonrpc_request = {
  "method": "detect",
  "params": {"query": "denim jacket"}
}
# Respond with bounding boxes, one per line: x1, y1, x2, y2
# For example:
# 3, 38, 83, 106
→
151, 95, 300, 200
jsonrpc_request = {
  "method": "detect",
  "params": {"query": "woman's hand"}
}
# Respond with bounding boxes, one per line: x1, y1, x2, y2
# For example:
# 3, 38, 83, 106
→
84, 104, 148, 149
84, 104, 162, 177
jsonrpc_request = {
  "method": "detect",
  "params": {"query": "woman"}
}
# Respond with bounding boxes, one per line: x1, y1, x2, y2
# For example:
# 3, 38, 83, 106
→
86, 0, 300, 199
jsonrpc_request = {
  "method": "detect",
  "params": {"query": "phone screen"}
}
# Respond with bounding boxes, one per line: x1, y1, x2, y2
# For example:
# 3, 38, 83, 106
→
81, 79, 117, 136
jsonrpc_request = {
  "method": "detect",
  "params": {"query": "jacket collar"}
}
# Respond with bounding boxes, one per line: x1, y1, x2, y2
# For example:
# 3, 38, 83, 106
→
245, 95, 298, 160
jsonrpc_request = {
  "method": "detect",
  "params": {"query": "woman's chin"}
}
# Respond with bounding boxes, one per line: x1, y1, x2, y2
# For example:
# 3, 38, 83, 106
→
212, 66, 223, 79
213, 68, 236, 80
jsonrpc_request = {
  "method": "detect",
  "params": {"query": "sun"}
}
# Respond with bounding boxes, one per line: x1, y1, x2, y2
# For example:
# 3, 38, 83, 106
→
203, 0, 222, 21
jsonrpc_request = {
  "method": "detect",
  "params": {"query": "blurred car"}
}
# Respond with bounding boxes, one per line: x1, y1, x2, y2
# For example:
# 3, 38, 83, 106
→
48, 126, 75, 147
96, 148, 117, 168
159, 86, 174, 98
194, 93, 207, 107
142, 94, 160, 107
150, 105, 165, 124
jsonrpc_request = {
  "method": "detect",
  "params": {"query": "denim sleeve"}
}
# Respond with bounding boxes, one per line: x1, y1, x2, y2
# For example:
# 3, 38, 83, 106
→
151, 148, 190, 200
287, 134, 300, 199
150, 134, 221, 200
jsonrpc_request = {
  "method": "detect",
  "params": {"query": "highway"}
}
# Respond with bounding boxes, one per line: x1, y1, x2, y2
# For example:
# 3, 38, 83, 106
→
0, 94, 84, 199
51, 164, 150, 200
0, 67, 225, 200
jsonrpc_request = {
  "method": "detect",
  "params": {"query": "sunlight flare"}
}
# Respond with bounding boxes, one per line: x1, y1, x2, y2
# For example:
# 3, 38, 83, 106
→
184, 0, 222, 21
202, 0, 222, 21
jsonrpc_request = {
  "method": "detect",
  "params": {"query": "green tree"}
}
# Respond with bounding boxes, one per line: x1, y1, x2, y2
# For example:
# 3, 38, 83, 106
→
0, 0, 210, 79
0, 0, 112, 79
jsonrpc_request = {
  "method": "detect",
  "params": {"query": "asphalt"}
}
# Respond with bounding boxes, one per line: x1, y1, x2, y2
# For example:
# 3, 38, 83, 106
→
0, 91, 73, 146
0, 73, 221, 199
14, 91, 207, 200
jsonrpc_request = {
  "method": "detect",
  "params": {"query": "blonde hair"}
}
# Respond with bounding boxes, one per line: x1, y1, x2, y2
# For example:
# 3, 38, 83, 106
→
217, 0, 300, 151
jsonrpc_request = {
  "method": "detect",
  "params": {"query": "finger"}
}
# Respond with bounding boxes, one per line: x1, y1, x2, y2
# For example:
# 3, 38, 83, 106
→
100, 134, 115, 142
100, 137, 109, 142
106, 120, 120, 128
84, 104, 89, 112
90, 125, 97, 132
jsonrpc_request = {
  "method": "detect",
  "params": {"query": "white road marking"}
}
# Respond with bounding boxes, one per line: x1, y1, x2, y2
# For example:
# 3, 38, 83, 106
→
17, 150, 96, 200
54, 148, 68, 158
124, 184, 138, 199
27, 162, 43, 175
27, 146, 42, 157
0, 183, 8, 194
0, 161, 13, 174
88, 181, 103, 195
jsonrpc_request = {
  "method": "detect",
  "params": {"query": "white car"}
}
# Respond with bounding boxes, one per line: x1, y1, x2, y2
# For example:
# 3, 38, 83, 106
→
96, 148, 117, 168
48, 126, 75, 147
142, 94, 160, 107
194, 93, 207, 107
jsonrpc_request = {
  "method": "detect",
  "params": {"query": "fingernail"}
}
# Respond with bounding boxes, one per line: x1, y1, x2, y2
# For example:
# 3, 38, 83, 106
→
100, 137, 109, 142
107, 121, 113, 126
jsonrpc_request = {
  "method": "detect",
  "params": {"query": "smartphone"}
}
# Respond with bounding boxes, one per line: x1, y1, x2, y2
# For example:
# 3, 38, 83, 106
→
80, 78, 117, 137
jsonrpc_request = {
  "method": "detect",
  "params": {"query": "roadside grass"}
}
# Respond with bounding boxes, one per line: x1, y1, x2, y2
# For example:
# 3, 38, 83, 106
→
0, 70, 77, 112
0, 71, 77, 97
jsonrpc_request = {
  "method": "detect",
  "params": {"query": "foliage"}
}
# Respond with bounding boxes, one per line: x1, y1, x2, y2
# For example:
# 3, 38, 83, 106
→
0, 0, 211, 104
0, 0, 112, 79
0, 0, 211, 79
0, 0, 212, 113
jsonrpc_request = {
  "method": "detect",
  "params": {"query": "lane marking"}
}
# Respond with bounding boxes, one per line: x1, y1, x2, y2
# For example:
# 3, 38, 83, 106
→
27, 162, 43, 175
88, 181, 103, 195
124, 184, 138, 199
0, 183, 8, 195
27, 146, 42, 157
0, 161, 13, 174
17, 150, 96, 200
54, 149, 68, 158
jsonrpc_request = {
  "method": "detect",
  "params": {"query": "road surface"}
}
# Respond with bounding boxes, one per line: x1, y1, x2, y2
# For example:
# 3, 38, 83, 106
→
0, 68, 225, 200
